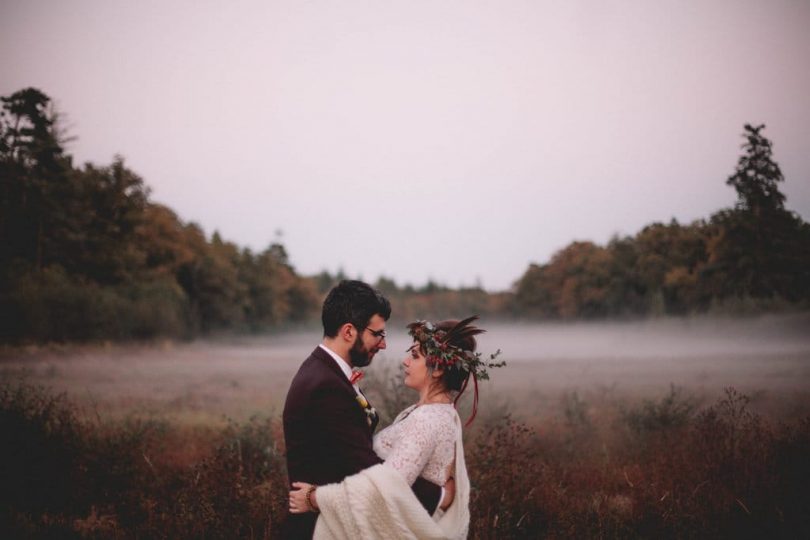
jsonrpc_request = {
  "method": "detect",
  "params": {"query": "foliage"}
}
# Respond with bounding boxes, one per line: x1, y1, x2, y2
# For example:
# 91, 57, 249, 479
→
0, 88, 318, 343
307, 271, 510, 322
4, 86, 808, 340
0, 382, 288, 539
623, 384, 698, 434
1, 382, 809, 538
514, 125, 810, 318
704, 207, 810, 302
727, 124, 785, 214
466, 416, 547, 539
0, 383, 82, 519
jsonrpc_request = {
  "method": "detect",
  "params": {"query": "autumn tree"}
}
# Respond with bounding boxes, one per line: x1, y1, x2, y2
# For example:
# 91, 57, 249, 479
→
513, 124, 809, 318
514, 241, 614, 318
1, 88, 320, 342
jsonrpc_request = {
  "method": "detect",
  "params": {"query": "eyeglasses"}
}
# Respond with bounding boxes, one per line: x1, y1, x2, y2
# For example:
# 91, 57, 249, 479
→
363, 327, 387, 341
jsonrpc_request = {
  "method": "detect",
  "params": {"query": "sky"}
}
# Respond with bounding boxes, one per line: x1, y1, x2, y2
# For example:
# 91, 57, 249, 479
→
2, 0, 809, 291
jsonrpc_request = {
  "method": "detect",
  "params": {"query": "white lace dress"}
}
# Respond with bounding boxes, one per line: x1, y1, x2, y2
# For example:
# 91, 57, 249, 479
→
373, 403, 460, 486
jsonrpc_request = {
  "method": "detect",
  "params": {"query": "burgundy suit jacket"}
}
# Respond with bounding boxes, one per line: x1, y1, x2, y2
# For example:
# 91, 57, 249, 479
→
281, 346, 441, 539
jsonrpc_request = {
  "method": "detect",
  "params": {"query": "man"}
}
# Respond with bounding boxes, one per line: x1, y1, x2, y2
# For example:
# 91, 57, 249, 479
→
281, 280, 450, 538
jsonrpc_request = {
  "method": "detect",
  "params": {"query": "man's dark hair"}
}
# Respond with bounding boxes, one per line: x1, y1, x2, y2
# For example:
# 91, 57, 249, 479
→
322, 280, 391, 337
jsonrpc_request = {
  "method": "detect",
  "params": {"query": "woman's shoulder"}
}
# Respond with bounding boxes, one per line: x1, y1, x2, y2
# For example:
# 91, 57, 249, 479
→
409, 403, 460, 427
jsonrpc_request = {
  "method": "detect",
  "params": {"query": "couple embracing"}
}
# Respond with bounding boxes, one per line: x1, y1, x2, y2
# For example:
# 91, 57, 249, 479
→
282, 280, 502, 539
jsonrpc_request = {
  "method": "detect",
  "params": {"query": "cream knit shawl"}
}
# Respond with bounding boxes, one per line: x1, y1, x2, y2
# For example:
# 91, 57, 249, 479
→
313, 413, 470, 540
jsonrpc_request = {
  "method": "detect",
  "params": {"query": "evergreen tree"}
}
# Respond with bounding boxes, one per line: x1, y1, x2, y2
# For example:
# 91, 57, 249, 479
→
0, 87, 72, 269
703, 124, 809, 302
727, 124, 785, 216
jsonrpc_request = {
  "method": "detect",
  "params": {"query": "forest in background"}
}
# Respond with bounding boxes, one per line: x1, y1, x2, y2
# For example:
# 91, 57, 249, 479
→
1, 87, 809, 343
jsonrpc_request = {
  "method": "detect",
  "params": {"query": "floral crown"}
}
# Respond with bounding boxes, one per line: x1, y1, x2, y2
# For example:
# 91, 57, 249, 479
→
406, 316, 504, 382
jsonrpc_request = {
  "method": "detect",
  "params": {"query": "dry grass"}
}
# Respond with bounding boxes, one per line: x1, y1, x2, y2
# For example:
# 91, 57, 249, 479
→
2, 380, 808, 539
2, 318, 809, 537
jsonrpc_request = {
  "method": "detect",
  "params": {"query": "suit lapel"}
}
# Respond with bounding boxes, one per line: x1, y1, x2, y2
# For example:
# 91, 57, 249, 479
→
312, 346, 379, 433
310, 346, 355, 395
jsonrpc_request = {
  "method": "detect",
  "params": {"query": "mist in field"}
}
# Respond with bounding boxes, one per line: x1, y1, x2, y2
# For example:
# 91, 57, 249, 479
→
2, 313, 808, 423
482, 313, 810, 360
3, 313, 810, 538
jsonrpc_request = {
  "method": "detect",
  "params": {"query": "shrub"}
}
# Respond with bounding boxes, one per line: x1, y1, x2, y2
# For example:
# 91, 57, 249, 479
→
466, 416, 548, 539
5, 267, 191, 342
0, 382, 85, 534
2, 382, 809, 538
623, 385, 698, 436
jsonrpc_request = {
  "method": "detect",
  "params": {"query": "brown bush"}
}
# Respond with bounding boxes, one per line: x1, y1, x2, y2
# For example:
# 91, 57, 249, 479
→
1, 382, 808, 538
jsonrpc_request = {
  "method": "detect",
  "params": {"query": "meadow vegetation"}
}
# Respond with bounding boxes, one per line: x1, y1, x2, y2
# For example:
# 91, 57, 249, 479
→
2, 378, 808, 539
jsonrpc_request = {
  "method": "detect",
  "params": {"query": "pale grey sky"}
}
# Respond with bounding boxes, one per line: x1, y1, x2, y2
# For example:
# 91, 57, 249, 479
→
2, 0, 809, 291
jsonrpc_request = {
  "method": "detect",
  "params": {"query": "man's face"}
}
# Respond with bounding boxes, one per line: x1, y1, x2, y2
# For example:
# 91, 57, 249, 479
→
348, 314, 387, 367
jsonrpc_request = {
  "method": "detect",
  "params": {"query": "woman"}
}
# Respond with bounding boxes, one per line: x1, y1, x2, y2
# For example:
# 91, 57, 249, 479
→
289, 316, 503, 540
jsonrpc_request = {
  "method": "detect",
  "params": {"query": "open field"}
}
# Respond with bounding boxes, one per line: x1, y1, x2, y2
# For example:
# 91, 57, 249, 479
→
2, 314, 809, 424
2, 314, 809, 538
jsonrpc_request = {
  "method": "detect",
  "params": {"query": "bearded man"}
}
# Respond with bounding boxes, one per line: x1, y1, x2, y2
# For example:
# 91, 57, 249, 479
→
281, 280, 445, 538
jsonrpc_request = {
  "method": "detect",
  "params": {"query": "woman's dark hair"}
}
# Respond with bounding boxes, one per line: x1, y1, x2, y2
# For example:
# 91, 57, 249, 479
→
417, 317, 485, 425
427, 319, 479, 392
322, 280, 391, 337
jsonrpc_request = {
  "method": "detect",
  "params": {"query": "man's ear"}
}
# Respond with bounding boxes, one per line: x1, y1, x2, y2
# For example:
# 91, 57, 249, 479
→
339, 323, 355, 343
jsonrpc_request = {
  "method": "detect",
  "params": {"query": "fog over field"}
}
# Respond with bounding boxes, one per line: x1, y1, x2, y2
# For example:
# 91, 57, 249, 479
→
2, 314, 809, 423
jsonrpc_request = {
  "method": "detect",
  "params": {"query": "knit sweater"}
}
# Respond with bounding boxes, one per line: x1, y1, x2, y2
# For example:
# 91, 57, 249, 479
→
313, 410, 470, 540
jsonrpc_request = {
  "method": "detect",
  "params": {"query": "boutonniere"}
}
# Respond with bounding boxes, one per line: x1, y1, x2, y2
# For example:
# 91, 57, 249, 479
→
355, 394, 377, 427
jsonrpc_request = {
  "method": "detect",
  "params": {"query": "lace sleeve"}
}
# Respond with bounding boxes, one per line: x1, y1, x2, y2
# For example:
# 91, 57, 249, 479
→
384, 407, 447, 486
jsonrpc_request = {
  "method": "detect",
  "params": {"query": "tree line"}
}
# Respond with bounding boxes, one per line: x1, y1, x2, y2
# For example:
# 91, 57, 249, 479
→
310, 123, 810, 321
0, 88, 319, 343
2, 88, 808, 343
512, 124, 810, 318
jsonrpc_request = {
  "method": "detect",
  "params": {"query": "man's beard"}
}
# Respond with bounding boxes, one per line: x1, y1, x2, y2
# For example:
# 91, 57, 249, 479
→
349, 335, 375, 367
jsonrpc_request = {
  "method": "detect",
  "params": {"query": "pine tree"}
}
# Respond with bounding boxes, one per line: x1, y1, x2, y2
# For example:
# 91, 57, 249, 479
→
726, 124, 785, 216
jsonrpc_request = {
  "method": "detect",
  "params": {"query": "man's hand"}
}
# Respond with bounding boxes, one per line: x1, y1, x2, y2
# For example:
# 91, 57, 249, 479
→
289, 482, 318, 513
440, 476, 456, 511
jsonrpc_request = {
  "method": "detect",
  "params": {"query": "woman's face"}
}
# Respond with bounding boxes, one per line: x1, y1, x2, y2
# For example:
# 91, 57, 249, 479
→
402, 341, 432, 392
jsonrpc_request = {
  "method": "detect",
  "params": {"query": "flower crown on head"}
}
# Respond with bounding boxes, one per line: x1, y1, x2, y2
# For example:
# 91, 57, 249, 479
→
406, 315, 504, 382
